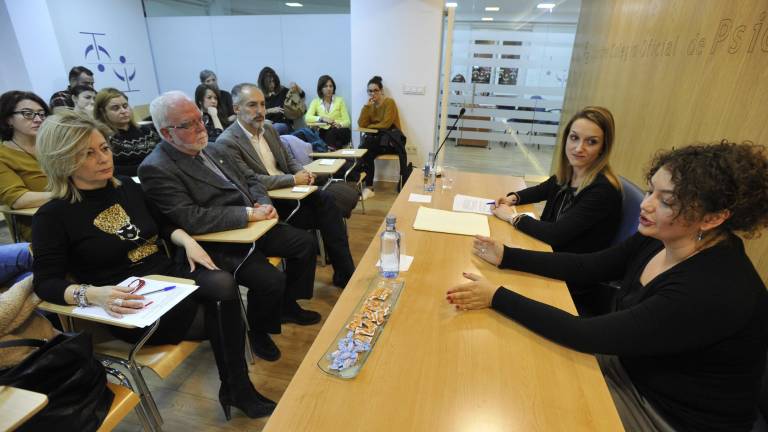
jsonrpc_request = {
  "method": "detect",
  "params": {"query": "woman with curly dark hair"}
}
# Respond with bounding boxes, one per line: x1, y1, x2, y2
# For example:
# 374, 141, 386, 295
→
448, 141, 768, 431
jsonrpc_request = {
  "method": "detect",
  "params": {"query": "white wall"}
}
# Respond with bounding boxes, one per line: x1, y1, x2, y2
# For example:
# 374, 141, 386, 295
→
146, 14, 351, 109
0, 1, 33, 92
351, 0, 444, 181
2, 0, 160, 105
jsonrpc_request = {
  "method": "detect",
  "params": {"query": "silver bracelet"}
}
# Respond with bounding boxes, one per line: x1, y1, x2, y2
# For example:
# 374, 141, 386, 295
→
75, 284, 91, 307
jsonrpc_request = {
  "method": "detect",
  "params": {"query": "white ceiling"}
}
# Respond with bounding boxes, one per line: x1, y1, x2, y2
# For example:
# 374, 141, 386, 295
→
144, 0, 581, 23
452, 0, 581, 24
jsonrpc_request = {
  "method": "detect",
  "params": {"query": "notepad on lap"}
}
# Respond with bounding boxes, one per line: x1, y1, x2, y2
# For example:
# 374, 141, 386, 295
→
413, 206, 490, 237
71, 277, 198, 328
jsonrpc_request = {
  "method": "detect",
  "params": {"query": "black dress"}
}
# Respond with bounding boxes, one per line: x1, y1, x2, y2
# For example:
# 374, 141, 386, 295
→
493, 233, 768, 431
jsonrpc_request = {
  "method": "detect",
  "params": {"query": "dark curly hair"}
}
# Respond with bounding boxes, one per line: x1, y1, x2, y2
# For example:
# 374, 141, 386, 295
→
645, 141, 768, 238
0, 91, 50, 140
257, 67, 281, 95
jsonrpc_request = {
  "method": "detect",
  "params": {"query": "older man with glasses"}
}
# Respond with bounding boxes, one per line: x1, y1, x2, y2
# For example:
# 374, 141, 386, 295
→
138, 91, 320, 362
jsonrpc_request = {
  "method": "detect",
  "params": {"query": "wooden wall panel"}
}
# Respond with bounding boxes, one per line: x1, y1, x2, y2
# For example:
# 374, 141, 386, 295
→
561, 0, 768, 283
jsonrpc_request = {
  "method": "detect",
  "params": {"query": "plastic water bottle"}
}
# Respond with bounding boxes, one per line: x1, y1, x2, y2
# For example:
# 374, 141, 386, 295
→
379, 215, 401, 279
423, 152, 436, 192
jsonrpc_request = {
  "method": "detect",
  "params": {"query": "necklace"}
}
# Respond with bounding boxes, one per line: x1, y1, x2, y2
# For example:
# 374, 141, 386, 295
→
9, 138, 36, 159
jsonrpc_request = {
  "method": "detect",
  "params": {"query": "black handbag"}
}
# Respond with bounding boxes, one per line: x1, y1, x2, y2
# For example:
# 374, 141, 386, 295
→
0, 333, 114, 432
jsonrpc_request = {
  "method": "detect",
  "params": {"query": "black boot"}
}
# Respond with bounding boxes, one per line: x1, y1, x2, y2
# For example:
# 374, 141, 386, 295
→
208, 300, 276, 420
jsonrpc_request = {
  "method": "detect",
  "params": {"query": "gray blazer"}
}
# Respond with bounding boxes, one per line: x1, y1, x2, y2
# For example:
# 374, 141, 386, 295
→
138, 140, 271, 237
212, 122, 303, 190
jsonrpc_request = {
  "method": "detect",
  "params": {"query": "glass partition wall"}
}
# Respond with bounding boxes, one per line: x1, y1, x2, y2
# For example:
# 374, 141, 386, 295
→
438, 1, 580, 178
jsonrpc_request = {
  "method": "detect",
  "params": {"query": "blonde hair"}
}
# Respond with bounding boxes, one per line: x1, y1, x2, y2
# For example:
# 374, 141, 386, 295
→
554, 106, 621, 193
94, 87, 136, 131
36, 110, 119, 203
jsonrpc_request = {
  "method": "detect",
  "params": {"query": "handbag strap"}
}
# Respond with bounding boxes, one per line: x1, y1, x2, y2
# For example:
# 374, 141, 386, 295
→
0, 339, 47, 349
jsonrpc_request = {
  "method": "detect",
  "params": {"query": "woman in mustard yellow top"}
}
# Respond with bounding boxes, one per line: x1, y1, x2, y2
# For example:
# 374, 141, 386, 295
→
355, 76, 402, 199
305, 75, 351, 151
0, 91, 52, 240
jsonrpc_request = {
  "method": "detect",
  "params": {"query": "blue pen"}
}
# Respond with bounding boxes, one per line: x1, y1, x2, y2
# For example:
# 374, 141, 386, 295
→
486, 201, 496, 206
141, 286, 176, 296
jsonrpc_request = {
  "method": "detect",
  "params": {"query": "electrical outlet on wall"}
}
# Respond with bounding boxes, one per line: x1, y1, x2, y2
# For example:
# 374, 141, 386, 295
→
402, 85, 425, 95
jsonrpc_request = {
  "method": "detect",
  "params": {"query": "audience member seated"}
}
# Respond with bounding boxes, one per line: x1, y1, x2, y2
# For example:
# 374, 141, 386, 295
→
71, 85, 96, 117
492, 106, 621, 255
257, 67, 304, 135
32, 110, 275, 419
194, 84, 228, 142
138, 91, 320, 362
305, 75, 351, 151
49, 66, 95, 110
0, 91, 52, 241
200, 69, 235, 123
449, 141, 768, 432
94, 88, 160, 176
353, 75, 402, 200
213, 83, 356, 288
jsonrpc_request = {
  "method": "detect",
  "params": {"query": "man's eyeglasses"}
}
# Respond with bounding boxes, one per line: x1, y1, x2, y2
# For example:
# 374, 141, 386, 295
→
367, 89, 381, 94
166, 118, 204, 131
13, 110, 47, 120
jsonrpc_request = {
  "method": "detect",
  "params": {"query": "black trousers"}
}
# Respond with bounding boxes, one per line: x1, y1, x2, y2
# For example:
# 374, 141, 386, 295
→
351, 135, 401, 188
318, 127, 351, 150
274, 190, 355, 282
229, 223, 316, 334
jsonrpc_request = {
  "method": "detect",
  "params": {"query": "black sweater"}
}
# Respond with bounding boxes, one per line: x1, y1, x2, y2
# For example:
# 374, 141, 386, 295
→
109, 124, 160, 177
513, 173, 621, 253
32, 178, 175, 302
493, 233, 768, 431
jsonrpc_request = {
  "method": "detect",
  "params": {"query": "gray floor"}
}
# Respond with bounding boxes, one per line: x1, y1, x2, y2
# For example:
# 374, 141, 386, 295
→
443, 139, 554, 177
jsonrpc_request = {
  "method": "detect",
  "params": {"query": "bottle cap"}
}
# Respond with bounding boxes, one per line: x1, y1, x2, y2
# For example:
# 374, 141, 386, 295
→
385, 214, 396, 225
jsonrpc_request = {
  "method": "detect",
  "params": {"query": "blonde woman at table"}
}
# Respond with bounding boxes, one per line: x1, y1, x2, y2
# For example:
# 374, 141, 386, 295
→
492, 106, 622, 255
448, 142, 768, 432
0, 91, 53, 241
32, 110, 275, 420
305, 75, 351, 151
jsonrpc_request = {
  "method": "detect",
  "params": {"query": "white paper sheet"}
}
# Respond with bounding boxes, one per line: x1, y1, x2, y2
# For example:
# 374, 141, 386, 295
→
408, 193, 432, 203
375, 254, 414, 272
319, 159, 336, 165
340, 149, 357, 155
452, 194, 495, 215
292, 186, 311, 192
71, 277, 198, 328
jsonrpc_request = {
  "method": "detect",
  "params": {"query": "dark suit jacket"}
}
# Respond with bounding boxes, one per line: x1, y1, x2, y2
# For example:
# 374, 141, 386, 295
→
137, 140, 272, 270
212, 122, 303, 190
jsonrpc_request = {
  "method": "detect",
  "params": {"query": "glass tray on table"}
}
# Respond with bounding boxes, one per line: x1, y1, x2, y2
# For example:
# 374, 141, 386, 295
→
318, 277, 406, 379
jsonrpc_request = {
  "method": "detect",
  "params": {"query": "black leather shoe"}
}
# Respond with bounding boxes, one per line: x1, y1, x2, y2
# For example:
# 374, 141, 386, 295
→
281, 301, 322, 325
332, 273, 351, 289
250, 332, 280, 362
219, 382, 276, 420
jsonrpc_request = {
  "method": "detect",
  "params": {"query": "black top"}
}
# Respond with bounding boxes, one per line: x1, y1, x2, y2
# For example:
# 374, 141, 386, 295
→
32, 178, 176, 304
493, 233, 768, 431
513, 173, 621, 253
265, 86, 304, 126
203, 112, 223, 142
109, 124, 160, 177
218, 90, 234, 122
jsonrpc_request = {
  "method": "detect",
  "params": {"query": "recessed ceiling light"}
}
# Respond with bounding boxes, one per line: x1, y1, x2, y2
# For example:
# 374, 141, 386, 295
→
285, 2, 303, 7
537, 3, 555, 9
481, 17, 493, 21
446, 2, 458, 7
485, 6, 500, 11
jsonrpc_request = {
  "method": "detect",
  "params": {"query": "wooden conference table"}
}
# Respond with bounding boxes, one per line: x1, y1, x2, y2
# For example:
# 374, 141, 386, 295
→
264, 171, 622, 431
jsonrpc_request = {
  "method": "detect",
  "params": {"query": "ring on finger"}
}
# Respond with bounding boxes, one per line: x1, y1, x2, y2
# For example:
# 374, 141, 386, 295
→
113, 298, 124, 307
